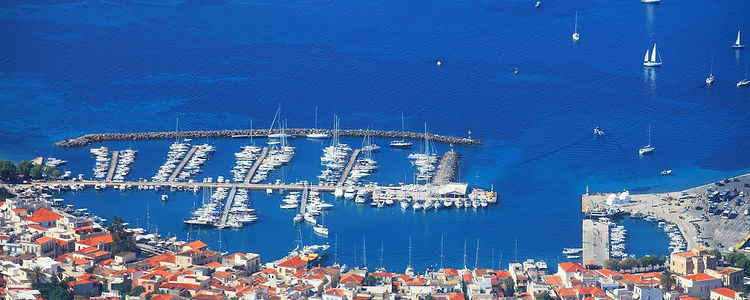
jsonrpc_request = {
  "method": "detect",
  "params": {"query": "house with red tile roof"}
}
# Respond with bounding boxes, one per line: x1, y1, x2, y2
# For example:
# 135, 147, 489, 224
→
23, 207, 62, 227
74, 234, 113, 251
678, 273, 722, 298
68, 279, 98, 296
20, 236, 56, 257
276, 255, 308, 275
710, 287, 740, 300
323, 288, 346, 300
706, 267, 744, 291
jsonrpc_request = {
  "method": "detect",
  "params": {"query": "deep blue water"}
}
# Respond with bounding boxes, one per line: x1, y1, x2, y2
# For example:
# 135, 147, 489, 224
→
1, 0, 749, 271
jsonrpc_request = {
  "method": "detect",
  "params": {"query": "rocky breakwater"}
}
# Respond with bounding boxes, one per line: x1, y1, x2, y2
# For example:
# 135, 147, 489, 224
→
55, 128, 482, 148
433, 150, 461, 185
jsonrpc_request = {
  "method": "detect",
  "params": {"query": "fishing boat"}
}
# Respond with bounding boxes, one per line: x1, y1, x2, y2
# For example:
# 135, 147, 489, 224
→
572, 11, 580, 42
562, 248, 583, 255
661, 169, 672, 175
390, 112, 413, 148
732, 30, 744, 49
307, 107, 330, 139
643, 44, 662, 67
638, 125, 655, 155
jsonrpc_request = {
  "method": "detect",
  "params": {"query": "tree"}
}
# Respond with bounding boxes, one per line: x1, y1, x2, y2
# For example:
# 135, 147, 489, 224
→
536, 292, 554, 300
0, 160, 18, 182
108, 216, 138, 254
621, 256, 638, 269
29, 164, 43, 179
43, 166, 61, 178
365, 274, 378, 286
28, 266, 46, 284
603, 258, 620, 270
708, 249, 722, 260
127, 286, 146, 296
17, 160, 32, 177
0, 187, 15, 201
660, 271, 675, 291
502, 277, 515, 296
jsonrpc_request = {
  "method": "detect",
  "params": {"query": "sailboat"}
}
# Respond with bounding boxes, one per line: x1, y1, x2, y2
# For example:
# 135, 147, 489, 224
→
706, 56, 715, 85
638, 125, 655, 155
738, 56, 749, 87
572, 11, 580, 42
643, 44, 662, 67
404, 237, 415, 276
641, 0, 661, 3
307, 107, 330, 139
313, 212, 329, 236
732, 30, 744, 49
390, 112, 413, 148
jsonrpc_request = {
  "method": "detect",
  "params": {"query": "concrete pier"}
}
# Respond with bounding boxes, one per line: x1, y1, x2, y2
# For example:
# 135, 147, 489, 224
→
168, 146, 198, 182
582, 219, 610, 266
105, 151, 119, 182
433, 150, 460, 185
244, 147, 269, 184
338, 149, 361, 186
299, 186, 309, 216
55, 128, 482, 148
218, 187, 238, 227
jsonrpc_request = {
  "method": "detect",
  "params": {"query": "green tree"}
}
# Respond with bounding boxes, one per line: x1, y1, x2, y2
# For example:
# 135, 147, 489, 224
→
128, 286, 146, 296
0, 160, 18, 182
364, 274, 378, 285
621, 256, 638, 269
17, 160, 32, 177
29, 164, 43, 179
108, 216, 138, 254
28, 266, 46, 284
724, 253, 746, 265
0, 187, 15, 201
502, 277, 515, 296
43, 166, 61, 178
603, 258, 620, 270
660, 271, 675, 291
536, 292, 554, 300
708, 249, 722, 260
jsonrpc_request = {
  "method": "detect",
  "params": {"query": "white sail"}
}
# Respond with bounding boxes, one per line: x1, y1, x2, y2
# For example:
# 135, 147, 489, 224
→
651, 44, 657, 62
737, 30, 742, 45
644, 50, 650, 62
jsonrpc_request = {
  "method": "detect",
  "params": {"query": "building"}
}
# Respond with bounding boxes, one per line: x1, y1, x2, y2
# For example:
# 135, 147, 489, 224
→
607, 191, 631, 206
669, 248, 717, 275
677, 273, 722, 298
710, 288, 741, 300
705, 267, 744, 291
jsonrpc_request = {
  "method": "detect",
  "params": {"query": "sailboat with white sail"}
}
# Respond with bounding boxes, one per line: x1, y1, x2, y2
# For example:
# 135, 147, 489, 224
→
307, 106, 330, 139
643, 44, 662, 67
638, 125, 655, 156
732, 30, 744, 49
706, 56, 715, 85
390, 112, 413, 148
572, 11, 580, 42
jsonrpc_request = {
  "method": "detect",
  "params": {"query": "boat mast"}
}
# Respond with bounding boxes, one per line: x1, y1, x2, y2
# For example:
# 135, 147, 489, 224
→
175, 117, 179, 143
474, 238, 480, 269
379, 242, 384, 270
440, 234, 444, 270
314, 106, 318, 130
648, 124, 652, 146
463, 238, 467, 270
334, 234, 339, 265
401, 112, 406, 140
408, 236, 413, 269
574, 11, 578, 34
362, 236, 367, 269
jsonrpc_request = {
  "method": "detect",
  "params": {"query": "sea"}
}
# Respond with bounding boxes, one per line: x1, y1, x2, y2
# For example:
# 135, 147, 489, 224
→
0, 0, 748, 271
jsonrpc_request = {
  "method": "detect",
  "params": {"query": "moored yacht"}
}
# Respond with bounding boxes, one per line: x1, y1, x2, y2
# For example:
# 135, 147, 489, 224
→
638, 125, 655, 156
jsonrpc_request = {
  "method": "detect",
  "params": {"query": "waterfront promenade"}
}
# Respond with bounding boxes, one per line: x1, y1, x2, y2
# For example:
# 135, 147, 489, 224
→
582, 173, 750, 251
55, 128, 482, 147
582, 219, 609, 266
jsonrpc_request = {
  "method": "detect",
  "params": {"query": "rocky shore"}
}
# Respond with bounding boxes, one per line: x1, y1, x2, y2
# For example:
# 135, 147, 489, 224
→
55, 128, 482, 148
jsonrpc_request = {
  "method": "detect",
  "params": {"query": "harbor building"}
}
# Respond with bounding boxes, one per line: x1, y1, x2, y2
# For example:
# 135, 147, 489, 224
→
669, 248, 717, 275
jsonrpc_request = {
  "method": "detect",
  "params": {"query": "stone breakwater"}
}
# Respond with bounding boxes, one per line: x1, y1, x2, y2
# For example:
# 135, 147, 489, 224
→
55, 128, 482, 148
433, 150, 461, 185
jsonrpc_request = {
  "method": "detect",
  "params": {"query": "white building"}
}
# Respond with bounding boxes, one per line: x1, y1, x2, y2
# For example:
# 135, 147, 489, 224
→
607, 191, 631, 206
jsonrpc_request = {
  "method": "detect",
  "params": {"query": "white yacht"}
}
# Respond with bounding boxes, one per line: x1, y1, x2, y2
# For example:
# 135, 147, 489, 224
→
732, 30, 744, 49
638, 125, 655, 156
572, 11, 580, 42
307, 107, 330, 139
344, 187, 356, 200
641, 0, 661, 3
390, 112, 412, 148
313, 224, 329, 236
643, 44, 662, 67
706, 57, 715, 85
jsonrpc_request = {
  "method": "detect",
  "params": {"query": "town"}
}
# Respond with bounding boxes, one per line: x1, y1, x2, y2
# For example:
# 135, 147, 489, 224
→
0, 189, 748, 300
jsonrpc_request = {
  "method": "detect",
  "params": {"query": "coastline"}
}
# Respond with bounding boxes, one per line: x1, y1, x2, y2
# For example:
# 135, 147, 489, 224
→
54, 128, 482, 148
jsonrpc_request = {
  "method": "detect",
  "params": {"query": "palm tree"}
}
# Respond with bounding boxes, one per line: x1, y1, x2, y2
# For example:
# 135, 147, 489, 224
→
28, 266, 46, 285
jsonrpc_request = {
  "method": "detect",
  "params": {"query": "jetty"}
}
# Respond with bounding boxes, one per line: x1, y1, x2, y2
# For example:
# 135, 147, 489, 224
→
582, 172, 750, 252
218, 187, 238, 228
105, 151, 119, 182
433, 150, 460, 185
582, 219, 610, 266
168, 146, 198, 182
55, 128, 482, 148
244, 147, 269, 184
338, 149, 361, 186
299, 186, 309, 216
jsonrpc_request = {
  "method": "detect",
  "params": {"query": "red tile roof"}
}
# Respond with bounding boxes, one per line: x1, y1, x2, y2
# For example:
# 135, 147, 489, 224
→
77, 234, 113, 246
340, 273, 365, 284
277, 256, 307, 269
185, 240, 208, 251
149, 295, 174, 300
24, 208, 62, 223
324, 288, 346, 296
443, 268, 459, 276
34, 236, 54, 244
711, 288, 736, 299
543, 275, 563, 287
683, 273, 718, 282
558, 262, 586, 273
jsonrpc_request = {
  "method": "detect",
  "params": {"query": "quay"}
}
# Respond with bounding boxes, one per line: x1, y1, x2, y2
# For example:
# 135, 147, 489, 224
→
338, 149, 361, 186
217, 187, 238, 227
244, 147, 269, 184
299, 186, 309, 216
55, 128, 482, 148
433, 150, 460, 185
582, 219, 610, 266
168, 146, 198, 182
582, 172, 750, 252
105, 151, 119, 182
